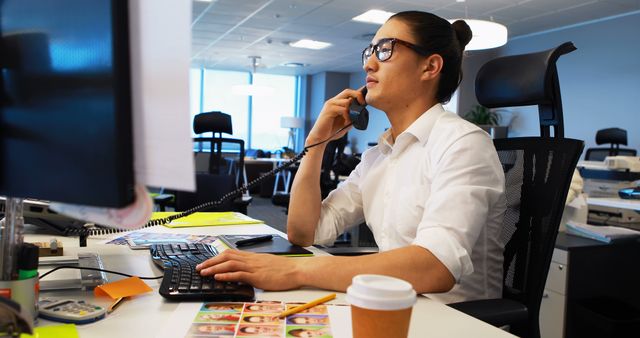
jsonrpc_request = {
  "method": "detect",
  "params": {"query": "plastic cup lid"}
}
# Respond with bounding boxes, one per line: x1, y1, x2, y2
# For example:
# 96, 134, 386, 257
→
346, 274, 417, 311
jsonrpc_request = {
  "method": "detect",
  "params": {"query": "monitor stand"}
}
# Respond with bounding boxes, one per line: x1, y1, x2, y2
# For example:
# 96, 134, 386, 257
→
39, 253, 108, 291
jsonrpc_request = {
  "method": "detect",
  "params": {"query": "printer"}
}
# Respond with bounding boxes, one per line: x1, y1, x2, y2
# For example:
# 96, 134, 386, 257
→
579, 156, 640, 226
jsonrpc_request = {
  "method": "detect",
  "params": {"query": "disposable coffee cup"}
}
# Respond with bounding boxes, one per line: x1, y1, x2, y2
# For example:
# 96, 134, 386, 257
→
346, 274, 417, 338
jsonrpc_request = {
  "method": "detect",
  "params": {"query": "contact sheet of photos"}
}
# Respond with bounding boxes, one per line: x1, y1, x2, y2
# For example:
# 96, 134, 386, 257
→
185, 300, 333, 338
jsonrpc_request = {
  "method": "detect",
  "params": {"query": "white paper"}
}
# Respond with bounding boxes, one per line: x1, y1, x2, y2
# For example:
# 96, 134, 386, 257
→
50, 184, 153, 229
128, 0, 195, 192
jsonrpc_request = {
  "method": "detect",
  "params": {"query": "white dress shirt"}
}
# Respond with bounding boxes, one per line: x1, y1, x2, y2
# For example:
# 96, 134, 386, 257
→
314, 104, 506, 303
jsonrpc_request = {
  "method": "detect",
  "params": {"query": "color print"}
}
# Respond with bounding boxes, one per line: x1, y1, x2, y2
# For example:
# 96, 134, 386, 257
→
184, 301, 332, 338
285, 326, 332, 338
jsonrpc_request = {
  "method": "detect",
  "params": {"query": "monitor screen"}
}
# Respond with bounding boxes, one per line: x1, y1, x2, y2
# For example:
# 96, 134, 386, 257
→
0, 0, 134, 208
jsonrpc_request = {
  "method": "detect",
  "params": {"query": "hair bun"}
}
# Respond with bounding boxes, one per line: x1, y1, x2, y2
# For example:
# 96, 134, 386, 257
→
452, 20, 472, 48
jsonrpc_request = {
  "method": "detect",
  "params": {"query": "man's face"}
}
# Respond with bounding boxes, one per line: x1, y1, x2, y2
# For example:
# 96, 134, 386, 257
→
291, 317, 323, 324
363, 18, 428, 113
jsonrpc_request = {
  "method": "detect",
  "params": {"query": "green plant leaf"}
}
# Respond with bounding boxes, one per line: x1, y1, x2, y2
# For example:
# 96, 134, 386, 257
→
463, 104, 500, 125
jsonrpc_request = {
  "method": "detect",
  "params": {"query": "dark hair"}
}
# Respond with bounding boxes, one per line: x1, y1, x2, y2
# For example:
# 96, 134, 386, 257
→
288, 328, 305, 337
389, 11, 472, 103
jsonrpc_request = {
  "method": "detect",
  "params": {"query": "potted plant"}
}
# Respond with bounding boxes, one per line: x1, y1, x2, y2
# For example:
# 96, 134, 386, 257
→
463, 104, 508, 138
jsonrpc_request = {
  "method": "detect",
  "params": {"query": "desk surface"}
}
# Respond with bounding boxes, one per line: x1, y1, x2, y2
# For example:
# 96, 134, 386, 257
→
29, 224, 514, 338
587, 196, 640, 211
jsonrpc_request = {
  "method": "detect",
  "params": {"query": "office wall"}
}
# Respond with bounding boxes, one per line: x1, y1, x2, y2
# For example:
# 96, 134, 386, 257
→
498, 12, 640, 154
303, 71, 351, 147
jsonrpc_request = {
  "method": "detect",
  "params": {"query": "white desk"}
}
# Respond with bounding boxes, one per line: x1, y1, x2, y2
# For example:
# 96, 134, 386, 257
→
587, 196, 640, 211
28, 224, 515, 338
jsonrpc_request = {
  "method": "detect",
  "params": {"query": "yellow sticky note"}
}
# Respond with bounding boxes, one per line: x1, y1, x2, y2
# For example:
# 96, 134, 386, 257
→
20, 324, 79, 338
94, 276, 152, 299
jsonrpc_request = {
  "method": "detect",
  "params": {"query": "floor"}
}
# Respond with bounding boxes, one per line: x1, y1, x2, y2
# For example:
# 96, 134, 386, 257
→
246, 196, 288, 233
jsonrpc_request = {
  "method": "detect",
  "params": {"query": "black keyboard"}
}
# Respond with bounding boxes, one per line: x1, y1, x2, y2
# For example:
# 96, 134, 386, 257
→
150, 243, 255, 302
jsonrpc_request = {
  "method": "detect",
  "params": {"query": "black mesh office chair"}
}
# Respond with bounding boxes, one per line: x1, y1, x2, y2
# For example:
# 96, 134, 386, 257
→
173, 111, 251, 214
584, 127, 637, 161
448, 42, 584, 338
193, 111, 246, 181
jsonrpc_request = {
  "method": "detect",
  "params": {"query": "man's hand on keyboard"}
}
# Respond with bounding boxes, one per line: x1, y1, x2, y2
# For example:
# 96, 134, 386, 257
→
195, 250, 306, 291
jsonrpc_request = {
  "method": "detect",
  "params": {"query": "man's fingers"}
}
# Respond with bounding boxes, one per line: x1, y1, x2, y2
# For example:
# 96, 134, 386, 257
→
196, 249, 244, 270
198, 256, 250, 276
214, 271, 252, 283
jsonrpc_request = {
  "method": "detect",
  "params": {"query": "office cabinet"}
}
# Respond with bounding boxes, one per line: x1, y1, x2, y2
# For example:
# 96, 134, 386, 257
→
540, 250, 568, 338
540, 233, 640, 338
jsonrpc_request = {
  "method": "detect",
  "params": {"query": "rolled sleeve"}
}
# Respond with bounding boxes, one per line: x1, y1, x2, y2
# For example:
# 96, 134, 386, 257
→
413, 131, 504, 282
314, 163, 365, 245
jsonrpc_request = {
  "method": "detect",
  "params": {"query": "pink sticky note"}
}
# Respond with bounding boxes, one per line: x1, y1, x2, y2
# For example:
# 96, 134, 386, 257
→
94, 276, 152, 299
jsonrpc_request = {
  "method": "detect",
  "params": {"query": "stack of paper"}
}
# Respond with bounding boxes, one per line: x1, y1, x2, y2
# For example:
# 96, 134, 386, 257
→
565, 221, 640, 243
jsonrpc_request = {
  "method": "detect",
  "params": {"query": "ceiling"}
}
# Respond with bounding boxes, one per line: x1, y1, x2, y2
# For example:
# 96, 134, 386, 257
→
191, 0, 640, 75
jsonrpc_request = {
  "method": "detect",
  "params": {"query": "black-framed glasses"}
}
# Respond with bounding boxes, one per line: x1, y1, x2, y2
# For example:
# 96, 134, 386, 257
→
361, 38, 429, 66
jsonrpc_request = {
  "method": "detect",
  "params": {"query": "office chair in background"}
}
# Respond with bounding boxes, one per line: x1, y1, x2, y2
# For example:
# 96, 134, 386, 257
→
172, 111, 251, 214
193, 111, 246, 180
584, 127, 637, 161
448, 42, 584, 338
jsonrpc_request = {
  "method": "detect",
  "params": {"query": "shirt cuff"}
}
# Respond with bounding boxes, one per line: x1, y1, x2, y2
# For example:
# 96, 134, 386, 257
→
412, 226, 474, 282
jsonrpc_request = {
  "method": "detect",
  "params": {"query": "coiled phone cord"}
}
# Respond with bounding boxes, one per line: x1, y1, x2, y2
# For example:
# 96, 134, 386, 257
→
64, 123, 353, 237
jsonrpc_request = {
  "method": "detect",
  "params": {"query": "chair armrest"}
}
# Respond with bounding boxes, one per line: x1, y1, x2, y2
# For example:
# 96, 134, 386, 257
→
447, 298, 528, 328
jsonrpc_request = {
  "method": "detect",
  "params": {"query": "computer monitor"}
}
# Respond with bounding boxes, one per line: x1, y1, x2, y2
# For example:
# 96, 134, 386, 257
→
0, 0, 135, 208
0, 0, 194, 283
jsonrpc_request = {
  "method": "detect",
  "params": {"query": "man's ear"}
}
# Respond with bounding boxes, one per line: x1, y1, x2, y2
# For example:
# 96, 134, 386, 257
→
421, 54, 443, 81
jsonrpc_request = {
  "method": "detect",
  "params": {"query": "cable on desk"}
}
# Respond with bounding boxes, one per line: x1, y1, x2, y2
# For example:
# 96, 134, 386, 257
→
39, 266, 163, 280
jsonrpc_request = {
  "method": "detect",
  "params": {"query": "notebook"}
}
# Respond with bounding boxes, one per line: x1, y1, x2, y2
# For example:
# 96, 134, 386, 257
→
565, 221, 640, 243
219, 234, 313, 256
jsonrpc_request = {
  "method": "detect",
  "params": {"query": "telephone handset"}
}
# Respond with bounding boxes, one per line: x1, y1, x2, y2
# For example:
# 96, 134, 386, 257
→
65, 87, 370, 237
348, 87, 369, 130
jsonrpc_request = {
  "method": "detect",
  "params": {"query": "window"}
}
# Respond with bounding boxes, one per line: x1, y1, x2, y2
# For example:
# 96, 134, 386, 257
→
190, 68, 202, 130
251, 73, 296, 151
190, 68, 298, 152
201, 69, 250, 141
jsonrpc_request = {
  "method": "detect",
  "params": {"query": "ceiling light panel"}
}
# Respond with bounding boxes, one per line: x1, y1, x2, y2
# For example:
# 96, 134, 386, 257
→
289, 39, 331, 50
351, 9, 395, 24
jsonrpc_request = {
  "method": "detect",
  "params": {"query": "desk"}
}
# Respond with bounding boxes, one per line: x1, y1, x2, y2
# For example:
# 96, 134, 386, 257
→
28, 224, 515, 338
244, 158, 293, 195
587, 197, 640, 211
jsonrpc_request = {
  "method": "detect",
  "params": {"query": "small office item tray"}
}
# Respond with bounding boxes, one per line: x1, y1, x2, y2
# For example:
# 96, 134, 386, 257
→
150, 243, 255, 302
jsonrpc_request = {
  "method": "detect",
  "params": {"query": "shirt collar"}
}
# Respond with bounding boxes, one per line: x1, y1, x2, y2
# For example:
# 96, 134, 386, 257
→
376, 103, 447, 155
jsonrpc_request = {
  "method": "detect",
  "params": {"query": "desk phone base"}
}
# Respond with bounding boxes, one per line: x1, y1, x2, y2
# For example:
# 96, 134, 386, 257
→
150, 243, 255, 302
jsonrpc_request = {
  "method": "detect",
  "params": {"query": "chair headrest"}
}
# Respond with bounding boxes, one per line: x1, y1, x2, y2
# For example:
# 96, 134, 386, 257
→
596, 128, 627, 146
193, 111, 233, 135
476, 42, 576, 108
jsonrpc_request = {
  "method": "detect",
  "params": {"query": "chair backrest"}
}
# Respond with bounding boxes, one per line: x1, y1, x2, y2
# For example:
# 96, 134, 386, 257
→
174, 173, 237, 212
193, 111, 245, 185
595, 127, 627, 146
194, 111, 233, 136
584, 128, 636, 160
496, 137, 583, 337
476, 42, 576, 138
476, 42, 581, 337
584, 147, 637, 161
